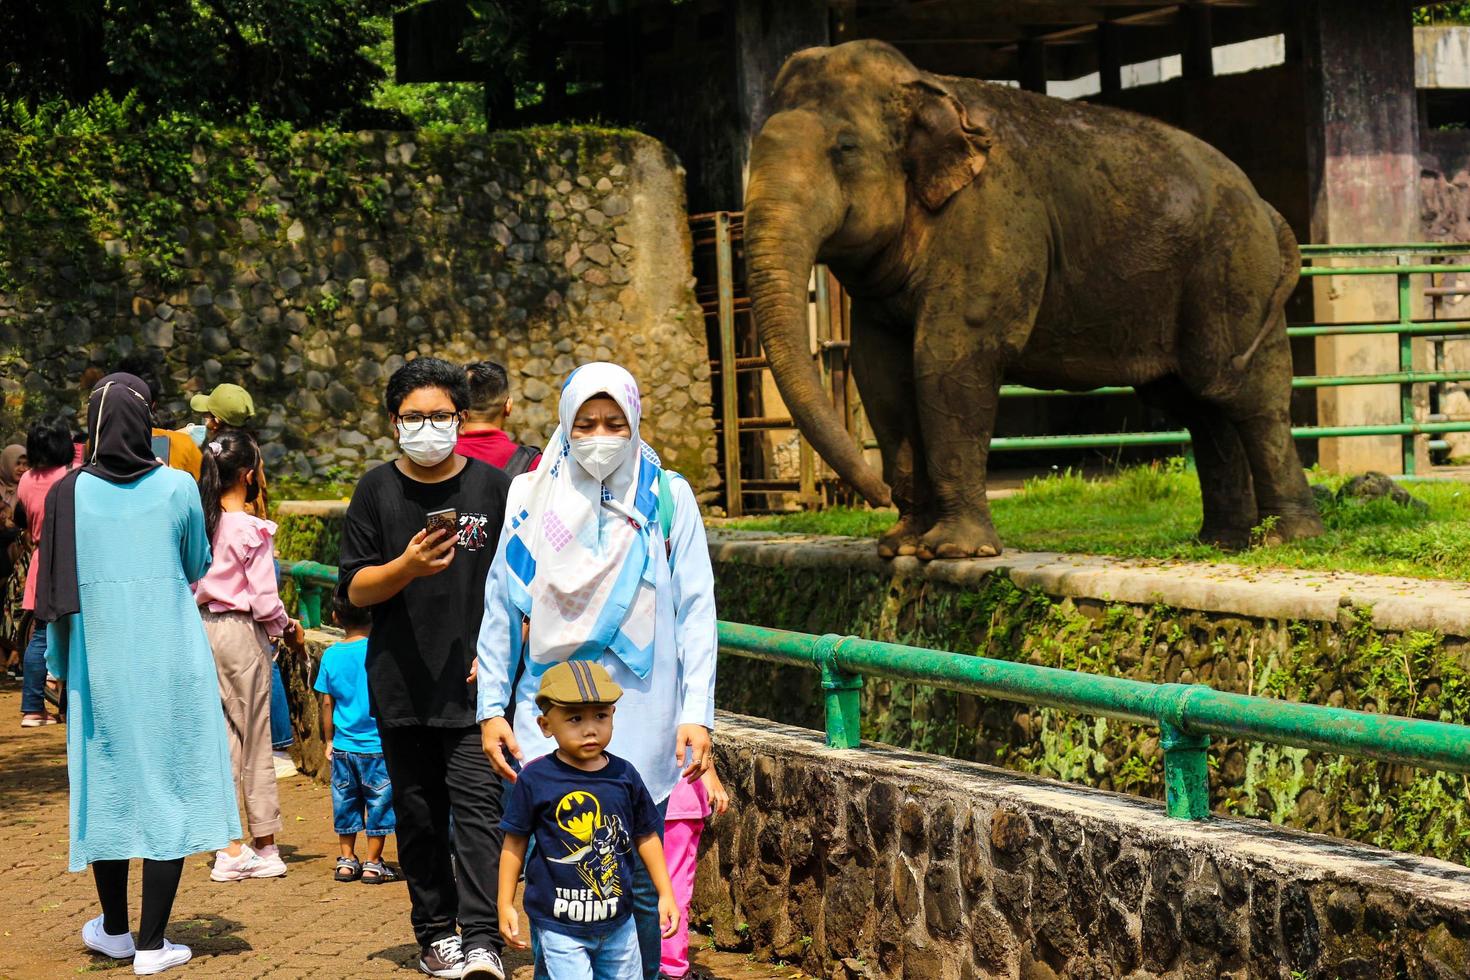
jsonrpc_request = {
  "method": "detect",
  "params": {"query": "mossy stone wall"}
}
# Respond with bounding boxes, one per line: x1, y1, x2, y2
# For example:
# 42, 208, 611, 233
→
0, 126, 717, 490
712, 558, 1470, 866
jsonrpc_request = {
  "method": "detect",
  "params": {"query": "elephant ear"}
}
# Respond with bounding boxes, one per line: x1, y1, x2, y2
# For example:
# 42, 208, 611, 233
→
904, 80, 992, 212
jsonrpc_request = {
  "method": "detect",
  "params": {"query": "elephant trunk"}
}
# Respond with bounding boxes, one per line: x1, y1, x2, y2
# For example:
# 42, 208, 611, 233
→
745, 191, 891, 507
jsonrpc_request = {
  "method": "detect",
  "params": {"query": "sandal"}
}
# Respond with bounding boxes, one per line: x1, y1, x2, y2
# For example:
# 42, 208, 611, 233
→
333, 856, 361, 882
360, 860, 400, 884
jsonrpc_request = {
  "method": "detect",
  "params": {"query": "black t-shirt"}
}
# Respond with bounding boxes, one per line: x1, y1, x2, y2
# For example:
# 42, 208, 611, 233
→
338, 457, 510, 729
499, 752, 661, 938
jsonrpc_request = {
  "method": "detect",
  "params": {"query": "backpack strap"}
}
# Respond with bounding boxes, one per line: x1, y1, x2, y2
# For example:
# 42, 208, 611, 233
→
503, 444, 542, 478
657, 467, 676, 560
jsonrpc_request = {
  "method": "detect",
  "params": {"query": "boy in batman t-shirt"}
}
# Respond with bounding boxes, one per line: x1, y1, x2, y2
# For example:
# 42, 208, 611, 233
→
497, 661, 678, 979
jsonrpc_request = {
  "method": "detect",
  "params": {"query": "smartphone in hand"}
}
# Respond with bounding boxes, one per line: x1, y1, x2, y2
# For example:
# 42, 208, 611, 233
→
425, 508, 459, 540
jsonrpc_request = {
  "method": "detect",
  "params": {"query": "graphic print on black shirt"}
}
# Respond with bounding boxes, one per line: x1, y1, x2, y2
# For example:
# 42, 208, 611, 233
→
338, 457, 510, 729
499, 753, 661, 937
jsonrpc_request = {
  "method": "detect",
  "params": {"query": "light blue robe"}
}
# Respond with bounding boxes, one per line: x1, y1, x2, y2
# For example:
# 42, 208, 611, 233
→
47, 468, 240, 871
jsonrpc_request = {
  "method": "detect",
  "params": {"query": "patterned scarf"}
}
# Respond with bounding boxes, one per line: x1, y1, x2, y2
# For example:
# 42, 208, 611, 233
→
500, 363, 664, 680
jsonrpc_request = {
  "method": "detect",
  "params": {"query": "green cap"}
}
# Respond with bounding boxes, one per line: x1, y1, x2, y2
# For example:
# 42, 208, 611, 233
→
536, 661, 623, 710
190, 383, 256, 426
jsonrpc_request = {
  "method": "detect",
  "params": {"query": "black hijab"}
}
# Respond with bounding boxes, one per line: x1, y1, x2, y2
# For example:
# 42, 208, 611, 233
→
34, 373, 162, 622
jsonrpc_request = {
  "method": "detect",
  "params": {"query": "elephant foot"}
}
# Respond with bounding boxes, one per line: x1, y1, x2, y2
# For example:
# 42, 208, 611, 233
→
1198, 525, 1252, 552
915, 516, 1003, 561
1256, 511, 1326, 546
877, 512, 934, 559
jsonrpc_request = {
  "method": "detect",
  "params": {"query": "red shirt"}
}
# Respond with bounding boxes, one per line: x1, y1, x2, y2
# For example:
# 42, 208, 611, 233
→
456, 428, 541, 473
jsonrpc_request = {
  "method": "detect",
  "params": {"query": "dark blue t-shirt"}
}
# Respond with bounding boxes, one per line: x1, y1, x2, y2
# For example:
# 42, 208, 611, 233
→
499, 752, 661, 937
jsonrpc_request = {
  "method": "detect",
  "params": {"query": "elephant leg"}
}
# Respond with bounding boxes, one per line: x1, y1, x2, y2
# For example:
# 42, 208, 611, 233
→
849, 310, 933, 557
912, 316, 1005, 560
1228, 406, 1325, 543
1137, 377, 1257, 550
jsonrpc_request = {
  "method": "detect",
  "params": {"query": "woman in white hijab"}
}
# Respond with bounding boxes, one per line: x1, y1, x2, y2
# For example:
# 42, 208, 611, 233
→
476, 362, 717, 980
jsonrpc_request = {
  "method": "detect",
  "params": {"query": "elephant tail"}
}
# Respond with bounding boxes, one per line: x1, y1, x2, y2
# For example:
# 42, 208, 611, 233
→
1231, 208, 1300, 372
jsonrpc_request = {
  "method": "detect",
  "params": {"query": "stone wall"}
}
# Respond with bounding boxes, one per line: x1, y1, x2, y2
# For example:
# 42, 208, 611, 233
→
709, 532, 1470, 868
0, 127, 717, 489
697, 713, 1470, 980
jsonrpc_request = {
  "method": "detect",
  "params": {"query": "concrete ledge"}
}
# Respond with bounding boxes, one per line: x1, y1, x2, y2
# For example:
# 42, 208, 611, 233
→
709, 529, 1470, 637
697, 712, 1470, 978
275, 499, 349, 518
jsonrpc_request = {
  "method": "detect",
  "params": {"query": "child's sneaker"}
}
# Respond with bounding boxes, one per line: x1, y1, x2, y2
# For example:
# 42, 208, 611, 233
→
132, 940, 191, 975
210, 845, 286, 881
418, 934, 464, 978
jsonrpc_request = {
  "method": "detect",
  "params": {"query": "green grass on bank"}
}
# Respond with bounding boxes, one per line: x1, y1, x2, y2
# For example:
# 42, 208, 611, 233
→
724, 460, 1470, 581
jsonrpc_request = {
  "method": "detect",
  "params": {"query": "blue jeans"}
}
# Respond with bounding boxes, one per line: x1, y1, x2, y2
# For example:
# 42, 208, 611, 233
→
532, 798, 667, 980
331, 751, 396, 836
536, 917, 641, 980
269, 658, 293, 749
20, 626, 46, 715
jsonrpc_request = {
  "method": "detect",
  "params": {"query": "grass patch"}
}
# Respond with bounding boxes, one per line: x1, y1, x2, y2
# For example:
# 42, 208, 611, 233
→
725, 460, 1470, 581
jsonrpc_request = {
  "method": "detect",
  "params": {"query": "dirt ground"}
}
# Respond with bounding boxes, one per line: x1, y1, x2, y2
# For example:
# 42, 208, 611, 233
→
0, 683, 808, 980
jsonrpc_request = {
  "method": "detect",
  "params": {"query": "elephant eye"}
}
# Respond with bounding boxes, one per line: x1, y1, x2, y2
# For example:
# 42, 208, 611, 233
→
836, 137, 859, 153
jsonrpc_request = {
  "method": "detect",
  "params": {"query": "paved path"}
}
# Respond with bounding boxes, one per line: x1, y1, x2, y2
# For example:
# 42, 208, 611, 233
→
0, 685, 806, 980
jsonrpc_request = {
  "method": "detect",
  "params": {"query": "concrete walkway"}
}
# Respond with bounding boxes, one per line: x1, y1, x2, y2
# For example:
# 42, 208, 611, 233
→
0, 685, 804, 980
708, 529, 1470, 637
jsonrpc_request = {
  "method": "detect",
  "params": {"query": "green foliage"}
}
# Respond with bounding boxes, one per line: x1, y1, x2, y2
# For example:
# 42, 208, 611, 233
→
1415, 3, 1470, 25
2, 0, 401, 129
729, 461, 1470, 580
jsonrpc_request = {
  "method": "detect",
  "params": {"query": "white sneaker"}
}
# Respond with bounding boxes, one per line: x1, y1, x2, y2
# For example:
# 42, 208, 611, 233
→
272, 750, 298, 779
133, 940, 191, 975
82, 914, 136, 959
210, 844, 286, 881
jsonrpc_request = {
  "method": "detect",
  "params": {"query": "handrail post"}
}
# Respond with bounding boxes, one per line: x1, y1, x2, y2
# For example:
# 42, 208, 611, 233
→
816, 634, 863, 749
1157, 684, 1211, 821
1398, 260, 1416, 475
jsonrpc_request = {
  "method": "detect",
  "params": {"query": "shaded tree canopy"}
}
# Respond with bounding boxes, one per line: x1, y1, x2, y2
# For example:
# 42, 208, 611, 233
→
0, 0, 402, 127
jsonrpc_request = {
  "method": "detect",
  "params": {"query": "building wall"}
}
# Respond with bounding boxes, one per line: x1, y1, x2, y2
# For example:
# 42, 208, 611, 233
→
0, 128, 718, 490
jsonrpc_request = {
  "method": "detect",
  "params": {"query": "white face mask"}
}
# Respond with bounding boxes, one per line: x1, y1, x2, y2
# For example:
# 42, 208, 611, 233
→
570, 435, 629, 483
397, 420, 459, 467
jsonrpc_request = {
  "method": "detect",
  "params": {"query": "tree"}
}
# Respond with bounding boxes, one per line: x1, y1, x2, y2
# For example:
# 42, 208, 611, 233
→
1, 0, 404, 127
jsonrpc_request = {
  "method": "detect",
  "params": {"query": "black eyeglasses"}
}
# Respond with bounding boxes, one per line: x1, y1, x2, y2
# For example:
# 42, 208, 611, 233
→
397, 412, 459, 432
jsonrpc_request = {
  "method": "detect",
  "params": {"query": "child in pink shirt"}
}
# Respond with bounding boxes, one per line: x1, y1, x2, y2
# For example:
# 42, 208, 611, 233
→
660, 765, 730, 980
193, 429, 304, 882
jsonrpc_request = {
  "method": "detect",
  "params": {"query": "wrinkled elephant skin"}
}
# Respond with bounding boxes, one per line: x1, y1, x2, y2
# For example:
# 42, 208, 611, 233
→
744, 40, 1324, 560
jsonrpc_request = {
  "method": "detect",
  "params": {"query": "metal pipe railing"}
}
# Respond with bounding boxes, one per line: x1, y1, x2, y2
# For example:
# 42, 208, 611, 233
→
716, 622, 1470, 822
269, 562, 1470, 821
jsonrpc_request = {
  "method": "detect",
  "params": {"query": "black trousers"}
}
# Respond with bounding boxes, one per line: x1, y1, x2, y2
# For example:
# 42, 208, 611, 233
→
92, 857, 185, 951
380, 724, 504, 953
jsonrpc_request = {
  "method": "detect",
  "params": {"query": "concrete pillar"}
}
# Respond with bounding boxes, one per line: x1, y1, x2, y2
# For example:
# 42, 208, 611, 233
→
1300, 0, 1420, 474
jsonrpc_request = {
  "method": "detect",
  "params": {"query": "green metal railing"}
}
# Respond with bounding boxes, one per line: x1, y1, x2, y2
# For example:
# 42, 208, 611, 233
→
716, 622, 1470, 821
276, 559, 338, 629
274, 558, 1470, 822
990, 243, 1470, 474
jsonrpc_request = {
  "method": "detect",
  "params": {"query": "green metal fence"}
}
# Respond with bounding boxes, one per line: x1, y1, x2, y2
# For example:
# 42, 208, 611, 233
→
716, 622, 1470, 822
993, 243, 1470, 474
276, 559, 1470, 823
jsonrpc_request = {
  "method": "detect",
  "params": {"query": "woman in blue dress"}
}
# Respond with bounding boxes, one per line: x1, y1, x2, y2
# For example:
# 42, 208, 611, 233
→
37, 372, 239, 976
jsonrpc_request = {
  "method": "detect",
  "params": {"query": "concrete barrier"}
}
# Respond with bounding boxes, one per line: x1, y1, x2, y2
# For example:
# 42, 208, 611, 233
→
696, 712, 1470, 979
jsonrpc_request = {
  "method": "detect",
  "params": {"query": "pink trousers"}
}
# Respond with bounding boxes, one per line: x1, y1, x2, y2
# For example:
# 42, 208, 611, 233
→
660, 817, 705, 978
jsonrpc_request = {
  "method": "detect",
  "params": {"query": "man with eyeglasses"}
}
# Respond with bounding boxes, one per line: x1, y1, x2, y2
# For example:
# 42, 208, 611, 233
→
339, 356, 511, 980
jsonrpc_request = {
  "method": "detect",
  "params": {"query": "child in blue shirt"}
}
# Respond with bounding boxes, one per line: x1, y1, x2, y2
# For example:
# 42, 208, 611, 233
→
498, 661, 677, 979
315, 591, 399, 884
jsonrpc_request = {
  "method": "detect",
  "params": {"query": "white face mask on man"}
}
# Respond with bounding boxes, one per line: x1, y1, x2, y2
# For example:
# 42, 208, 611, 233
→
397, 419, 459, 467
570, 435, 629, 482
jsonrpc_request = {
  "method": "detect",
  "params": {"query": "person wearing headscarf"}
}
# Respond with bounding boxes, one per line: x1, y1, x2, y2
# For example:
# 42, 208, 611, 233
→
38, 373, 239, 976
476, 362, 718, 980
0, 443, 26, 512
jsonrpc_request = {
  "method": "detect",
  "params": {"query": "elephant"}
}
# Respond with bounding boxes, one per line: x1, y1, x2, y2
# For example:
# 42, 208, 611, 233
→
744, 40, 1325, 560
